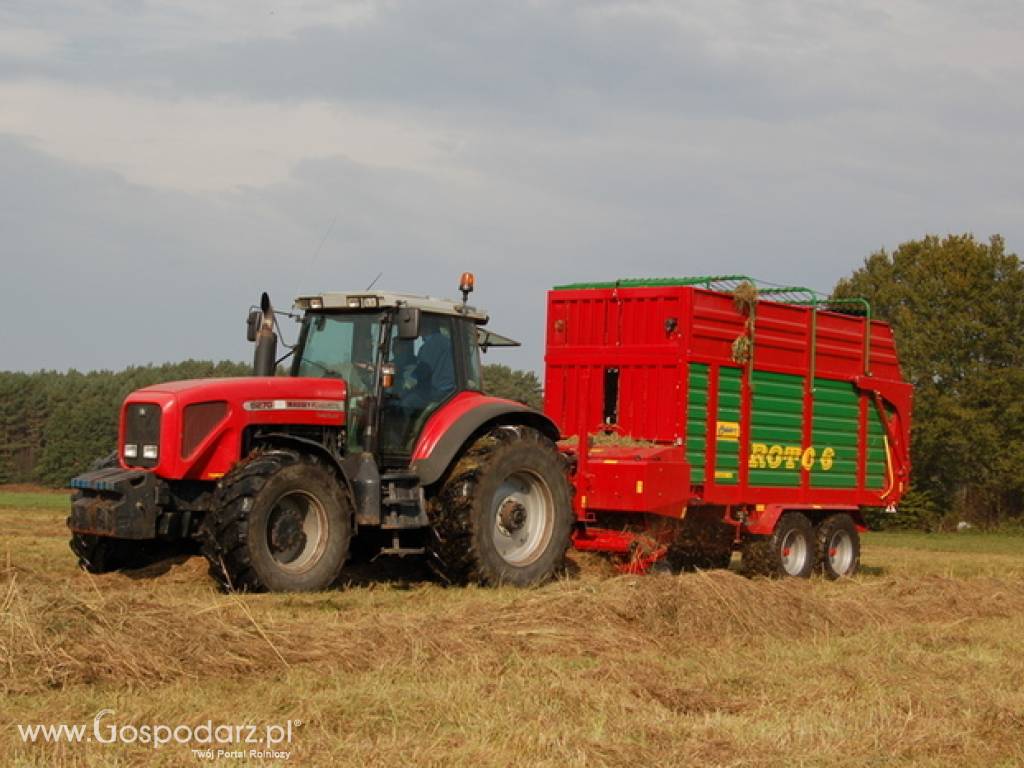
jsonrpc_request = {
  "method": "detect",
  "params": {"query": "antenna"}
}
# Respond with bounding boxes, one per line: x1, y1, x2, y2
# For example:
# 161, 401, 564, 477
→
310, 214, 338, 267
297, 213, 339, 297
365, 271, 383, 291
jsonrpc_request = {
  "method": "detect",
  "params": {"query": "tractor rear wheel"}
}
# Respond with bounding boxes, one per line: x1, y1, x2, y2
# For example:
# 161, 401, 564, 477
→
200, 450, 353, 592
815, 514, 860, 579
428, 425, 573, 586
740, 512, 815, 578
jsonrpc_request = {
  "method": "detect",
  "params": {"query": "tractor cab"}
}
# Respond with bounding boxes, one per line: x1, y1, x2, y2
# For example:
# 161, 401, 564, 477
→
290, 287, 491, 464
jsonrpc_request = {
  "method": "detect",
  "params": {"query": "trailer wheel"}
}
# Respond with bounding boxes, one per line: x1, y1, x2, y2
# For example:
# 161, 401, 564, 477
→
428, 425, 573, 586
816, 514, 860, 579
200, 450, 353, 592
741, 512, 815, 578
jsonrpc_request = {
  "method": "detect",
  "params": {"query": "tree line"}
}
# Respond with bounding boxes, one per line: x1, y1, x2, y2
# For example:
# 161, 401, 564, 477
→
0, 361, 541, 487
0, 361, 252, 487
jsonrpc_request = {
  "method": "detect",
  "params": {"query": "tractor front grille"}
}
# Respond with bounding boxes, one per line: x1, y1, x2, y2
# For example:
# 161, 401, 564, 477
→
123, 402, 161, 468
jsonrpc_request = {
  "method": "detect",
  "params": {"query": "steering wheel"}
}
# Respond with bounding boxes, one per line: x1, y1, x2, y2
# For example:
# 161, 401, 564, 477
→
333, 362, 374, 392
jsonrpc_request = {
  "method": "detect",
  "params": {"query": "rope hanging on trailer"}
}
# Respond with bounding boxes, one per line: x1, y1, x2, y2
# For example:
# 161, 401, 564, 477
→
731, 281, 757, 366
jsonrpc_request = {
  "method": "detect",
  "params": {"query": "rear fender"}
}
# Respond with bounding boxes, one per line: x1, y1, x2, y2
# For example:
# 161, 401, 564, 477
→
411, 392, 559, 486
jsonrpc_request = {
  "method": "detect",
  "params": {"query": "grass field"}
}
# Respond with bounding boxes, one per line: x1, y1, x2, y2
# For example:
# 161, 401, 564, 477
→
1, 487, 1023, 767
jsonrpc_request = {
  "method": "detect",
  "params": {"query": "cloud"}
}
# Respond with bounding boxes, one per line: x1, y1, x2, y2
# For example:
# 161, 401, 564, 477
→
0, 80, 463, 191
0, 27, 63, 59
6, 1, 1022, 123
0, 136, 602, 372
0, 0, 1022, 373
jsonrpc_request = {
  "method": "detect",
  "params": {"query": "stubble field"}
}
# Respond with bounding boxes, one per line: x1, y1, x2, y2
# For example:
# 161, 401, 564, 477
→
1, 487, 1023, 767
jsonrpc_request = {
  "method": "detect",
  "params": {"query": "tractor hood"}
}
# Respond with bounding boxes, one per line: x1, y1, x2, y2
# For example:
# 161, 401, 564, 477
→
119, 377, 347, 481
133, 376, 347, 402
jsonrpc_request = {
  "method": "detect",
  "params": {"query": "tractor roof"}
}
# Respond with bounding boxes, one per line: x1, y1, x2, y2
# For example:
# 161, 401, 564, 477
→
293, 291, 489, 324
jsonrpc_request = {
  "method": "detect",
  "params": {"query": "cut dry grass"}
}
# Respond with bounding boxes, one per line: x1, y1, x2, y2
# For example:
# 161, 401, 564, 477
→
2, 498, 1023, 767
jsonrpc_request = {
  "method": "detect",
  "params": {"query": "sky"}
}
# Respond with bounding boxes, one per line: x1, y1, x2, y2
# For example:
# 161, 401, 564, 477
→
1, 0, 1022, 374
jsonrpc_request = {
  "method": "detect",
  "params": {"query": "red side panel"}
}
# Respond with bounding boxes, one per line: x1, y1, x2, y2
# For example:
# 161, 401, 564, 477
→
573, 445, 690, 519
545, 286, 689, 441
545, 283, 914, 517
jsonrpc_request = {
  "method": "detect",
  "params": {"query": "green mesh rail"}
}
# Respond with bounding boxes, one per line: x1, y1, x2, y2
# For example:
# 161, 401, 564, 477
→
552, 275, 755, 291
552, 275, 866, 310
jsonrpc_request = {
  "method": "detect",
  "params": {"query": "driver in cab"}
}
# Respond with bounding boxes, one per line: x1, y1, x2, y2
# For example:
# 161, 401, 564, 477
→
395, 315, 455, 410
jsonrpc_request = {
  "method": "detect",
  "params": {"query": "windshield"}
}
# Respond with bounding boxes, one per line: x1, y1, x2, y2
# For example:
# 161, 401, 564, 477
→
292, 309, 480, 460
293, 312, 383, 396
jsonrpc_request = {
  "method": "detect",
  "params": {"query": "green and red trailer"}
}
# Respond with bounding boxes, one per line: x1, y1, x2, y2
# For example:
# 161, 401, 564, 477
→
547, 276, 912, 576
67, 274, 911, 589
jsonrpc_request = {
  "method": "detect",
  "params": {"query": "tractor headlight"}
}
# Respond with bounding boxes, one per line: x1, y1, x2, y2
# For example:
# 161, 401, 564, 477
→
346, 296, 361, 308
142, 444, 159, 460
124, 444, 138, 459
362, 297, 379, 308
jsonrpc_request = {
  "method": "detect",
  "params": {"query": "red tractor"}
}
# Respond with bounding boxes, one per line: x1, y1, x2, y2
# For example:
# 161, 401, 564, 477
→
69, 275, 574, 590
68, 274, 913, 590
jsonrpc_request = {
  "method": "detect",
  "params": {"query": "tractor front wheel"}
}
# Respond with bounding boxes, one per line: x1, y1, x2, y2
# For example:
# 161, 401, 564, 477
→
200, 450, 353, 592
428, 426, 573, 586
69, 533, 127, 573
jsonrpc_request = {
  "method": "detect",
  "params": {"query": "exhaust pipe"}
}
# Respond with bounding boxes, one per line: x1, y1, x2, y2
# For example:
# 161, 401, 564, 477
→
253, 292, 278, 376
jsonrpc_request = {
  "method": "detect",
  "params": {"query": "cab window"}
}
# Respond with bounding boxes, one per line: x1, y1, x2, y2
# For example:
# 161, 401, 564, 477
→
379, 314, 458, 458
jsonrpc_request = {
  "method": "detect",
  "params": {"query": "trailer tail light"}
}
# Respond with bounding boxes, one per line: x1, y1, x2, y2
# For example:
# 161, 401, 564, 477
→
181, 401, 229, 458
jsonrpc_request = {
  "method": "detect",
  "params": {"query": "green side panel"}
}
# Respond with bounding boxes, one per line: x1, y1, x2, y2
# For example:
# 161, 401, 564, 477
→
714, 367, 742, 486
747, 370, 804, 488
686, 366, 885, 491
810, 379, 861, 489
686, 363, 709, 483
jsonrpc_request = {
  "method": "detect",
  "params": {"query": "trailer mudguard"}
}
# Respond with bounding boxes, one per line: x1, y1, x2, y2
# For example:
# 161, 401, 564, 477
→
411, 392, 560, 486
744, 504, 868, 536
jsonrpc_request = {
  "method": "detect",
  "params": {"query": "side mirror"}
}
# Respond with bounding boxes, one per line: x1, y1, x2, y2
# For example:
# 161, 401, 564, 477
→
397, 307, 421, 340
246, 309, 262, 342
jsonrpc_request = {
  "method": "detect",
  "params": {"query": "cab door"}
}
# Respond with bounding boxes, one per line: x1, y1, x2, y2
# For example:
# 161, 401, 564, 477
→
379, 315, 481, 464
